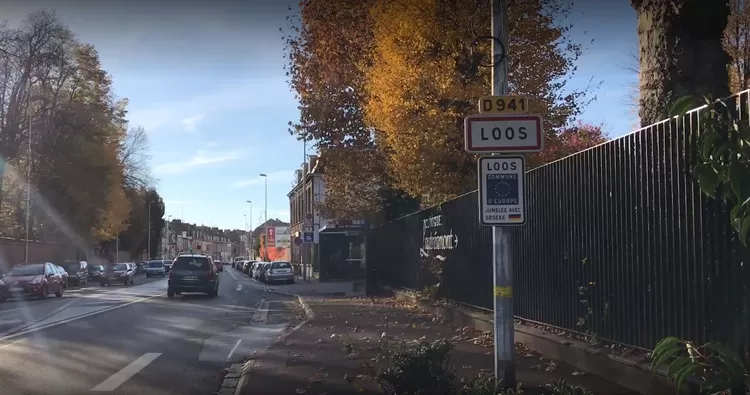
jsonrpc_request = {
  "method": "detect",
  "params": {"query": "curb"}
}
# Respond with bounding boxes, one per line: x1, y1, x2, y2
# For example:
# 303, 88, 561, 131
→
215, 292, 316, 395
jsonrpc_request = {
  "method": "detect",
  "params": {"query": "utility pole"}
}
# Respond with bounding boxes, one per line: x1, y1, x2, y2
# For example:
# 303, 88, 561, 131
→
148, 201, 153, 260
23, 81, 32, 263
491, 0, 515, 386
260, 174, 268, 261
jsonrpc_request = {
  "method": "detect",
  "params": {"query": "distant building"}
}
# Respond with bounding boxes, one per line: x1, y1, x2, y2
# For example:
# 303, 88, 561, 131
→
287, 155, 331, 271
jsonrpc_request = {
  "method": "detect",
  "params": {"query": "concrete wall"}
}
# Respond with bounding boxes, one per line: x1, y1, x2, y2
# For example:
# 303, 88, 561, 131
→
0, 237, 77, 271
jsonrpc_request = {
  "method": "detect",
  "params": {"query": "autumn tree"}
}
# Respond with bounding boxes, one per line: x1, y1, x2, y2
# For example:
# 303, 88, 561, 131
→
365, 0, 594, 203
631, 0, 731, 126
284, 0, 402, 222
724, 0, 750, 93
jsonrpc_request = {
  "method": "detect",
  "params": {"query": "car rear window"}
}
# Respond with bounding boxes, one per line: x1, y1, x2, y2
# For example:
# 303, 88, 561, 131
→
111, 263, 128, 271
272, 262, 291, 269
90, 266, 102, 272
9, 264, 45, 276
148, 262, 163, 268
173, 256, 210, 271
64, 263, 80, 273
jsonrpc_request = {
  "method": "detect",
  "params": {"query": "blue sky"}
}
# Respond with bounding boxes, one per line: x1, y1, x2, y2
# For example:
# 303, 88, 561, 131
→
1, 0, 638, 231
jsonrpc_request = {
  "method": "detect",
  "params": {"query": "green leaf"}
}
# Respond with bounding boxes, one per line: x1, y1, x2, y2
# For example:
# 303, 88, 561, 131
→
728, 161, 750, 200
702, 132, 720, 159
666, 356, 691, 382
651, 342, 684, 373
670, 96, 696, 118
674, 364, 702, 391
740, 216, 750, 246
697, 168, 721, 197
653, 337, 682, 361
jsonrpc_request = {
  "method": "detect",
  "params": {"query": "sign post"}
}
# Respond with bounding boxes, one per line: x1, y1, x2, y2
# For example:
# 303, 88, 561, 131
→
461, 0, 543, 387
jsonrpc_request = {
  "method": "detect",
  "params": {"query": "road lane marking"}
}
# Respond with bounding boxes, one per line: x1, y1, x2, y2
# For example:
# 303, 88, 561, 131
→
0, 318, 22, 325
226, 339, 242, 361
90, 352, 162, 391
0, 299, 77, 337
226, 268, 239, 281
236, 285, 242, 291
0, 293, 164, 347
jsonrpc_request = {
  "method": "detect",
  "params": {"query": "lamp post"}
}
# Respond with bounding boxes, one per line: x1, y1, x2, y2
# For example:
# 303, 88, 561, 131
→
259, 174, 268, 261
246, 200, 253, 258
167, 215, 172, 258
148, 201, 154, 259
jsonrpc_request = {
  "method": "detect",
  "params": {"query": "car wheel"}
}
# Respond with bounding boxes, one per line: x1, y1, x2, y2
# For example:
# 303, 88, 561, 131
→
55, 286, 63, 298
175, 291, 181, 295
167, 289, 175, 298
146, 274, 150, 278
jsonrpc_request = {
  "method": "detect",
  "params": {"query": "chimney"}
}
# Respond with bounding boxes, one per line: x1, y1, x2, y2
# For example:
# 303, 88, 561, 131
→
295, 169, 303, 183
308, 155, 318, 173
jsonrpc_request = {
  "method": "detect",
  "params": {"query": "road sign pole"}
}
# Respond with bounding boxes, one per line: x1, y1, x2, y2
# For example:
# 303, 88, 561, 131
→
491, 0, 515, 387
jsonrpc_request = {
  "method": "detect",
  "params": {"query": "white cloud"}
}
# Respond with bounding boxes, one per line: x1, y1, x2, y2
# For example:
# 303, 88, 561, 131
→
180, 114, 205, 134
154, 150, 243, 176
230, 170, 294, 189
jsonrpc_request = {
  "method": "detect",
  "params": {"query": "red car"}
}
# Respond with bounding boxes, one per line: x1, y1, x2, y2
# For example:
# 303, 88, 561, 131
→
3, 263, 64, 299
214, 260, 224, 272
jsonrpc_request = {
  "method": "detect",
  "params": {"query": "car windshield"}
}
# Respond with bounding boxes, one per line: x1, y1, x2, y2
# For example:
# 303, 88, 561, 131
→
109, 263, 128, 271
90, 266, 101, 272
148, 262, 163, 268
173, 256, 210, 271
8, 264, 45, 276
272, 262, 291, 269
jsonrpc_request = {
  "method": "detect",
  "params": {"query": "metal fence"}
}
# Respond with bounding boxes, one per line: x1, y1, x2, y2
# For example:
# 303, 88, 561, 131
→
366, 90, 750, 350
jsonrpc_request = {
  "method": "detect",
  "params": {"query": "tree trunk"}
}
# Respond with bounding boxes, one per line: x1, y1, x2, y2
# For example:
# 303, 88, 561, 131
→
632, 0, 731, 127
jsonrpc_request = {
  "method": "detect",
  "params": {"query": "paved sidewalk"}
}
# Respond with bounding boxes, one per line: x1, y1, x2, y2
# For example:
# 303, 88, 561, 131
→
239, 297, 639, 395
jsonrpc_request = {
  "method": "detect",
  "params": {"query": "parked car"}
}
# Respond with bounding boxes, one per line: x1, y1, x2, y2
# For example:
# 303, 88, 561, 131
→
146, 260, 166, 278
167, 254, 219, 298
263, 261, 294, 284
55, 265, 69, 288
248, 261, 258, 276
214, 260, 224, 272
0, 277, 9, 302
163, 259, 173, 273
4, 263, 64, 299
88, 264, 104, 281
232, 257, 245, 269
100, 263, 135, 286
254, 262, 270, 280
63, 260, 89, 286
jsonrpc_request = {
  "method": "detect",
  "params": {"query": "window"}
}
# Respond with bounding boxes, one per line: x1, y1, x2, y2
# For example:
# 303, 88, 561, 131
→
148, 261, 164, 268
172, 256, 210, 271
64, 262, 81, 273
9, 264, 45, 276
113, 263, 128, 271
272, 262, 291, 269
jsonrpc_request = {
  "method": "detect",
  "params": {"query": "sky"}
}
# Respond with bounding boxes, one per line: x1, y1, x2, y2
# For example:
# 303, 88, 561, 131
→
0, 0, 638, 231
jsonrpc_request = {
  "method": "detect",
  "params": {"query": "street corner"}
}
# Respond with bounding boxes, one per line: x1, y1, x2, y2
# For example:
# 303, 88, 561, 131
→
264, 294, 307, 328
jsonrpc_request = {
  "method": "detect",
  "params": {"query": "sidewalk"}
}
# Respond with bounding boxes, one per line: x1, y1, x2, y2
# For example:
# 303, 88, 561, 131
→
266, 278, 365, 298
237, 296, 639, 395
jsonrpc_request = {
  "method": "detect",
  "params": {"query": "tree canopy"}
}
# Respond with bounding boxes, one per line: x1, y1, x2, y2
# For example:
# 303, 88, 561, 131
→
285, 0, 606, 215
0, 10, 163, 258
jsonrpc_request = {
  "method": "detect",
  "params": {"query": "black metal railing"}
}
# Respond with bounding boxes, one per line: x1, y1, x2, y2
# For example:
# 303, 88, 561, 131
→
366, 90, 750, 350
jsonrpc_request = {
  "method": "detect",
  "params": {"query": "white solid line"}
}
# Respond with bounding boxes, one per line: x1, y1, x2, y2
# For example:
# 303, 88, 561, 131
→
236, 285, 242, 291
90, 352, 162, 391
226, 268, 239, 281
0, 293, 164, 347
226, 339, 242, 361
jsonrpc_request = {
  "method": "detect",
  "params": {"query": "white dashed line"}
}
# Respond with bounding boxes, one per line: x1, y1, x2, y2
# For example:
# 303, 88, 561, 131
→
226, 339, 242, 361
90, 353, 162, 391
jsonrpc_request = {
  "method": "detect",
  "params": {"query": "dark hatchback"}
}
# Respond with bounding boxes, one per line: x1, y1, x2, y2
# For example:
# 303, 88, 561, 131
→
88, 265, 104, 280
63, 260, 89, 286
167, 254, 219, 298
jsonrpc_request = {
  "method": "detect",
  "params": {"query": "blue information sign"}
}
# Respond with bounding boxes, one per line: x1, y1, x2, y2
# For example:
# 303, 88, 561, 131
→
303, 232, 314, 243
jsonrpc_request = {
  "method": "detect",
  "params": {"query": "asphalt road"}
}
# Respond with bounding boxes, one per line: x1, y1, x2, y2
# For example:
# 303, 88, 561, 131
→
0, 268, 297, 395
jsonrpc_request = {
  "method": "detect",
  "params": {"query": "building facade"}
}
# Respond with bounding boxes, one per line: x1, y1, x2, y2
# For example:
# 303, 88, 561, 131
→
287, 155, 330, 271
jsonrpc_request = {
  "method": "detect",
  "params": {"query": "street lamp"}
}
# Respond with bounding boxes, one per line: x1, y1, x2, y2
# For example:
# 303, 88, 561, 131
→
259, 174, 268, 261
167, 215, 172, 258
246, 200, 253, 258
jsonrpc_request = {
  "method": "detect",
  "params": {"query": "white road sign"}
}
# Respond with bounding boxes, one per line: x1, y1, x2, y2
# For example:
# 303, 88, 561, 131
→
478, 156, 525, 226
464, 114, 543, 153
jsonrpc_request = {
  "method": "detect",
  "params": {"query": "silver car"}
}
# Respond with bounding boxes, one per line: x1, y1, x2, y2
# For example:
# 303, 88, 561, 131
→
145, 260, 166, 278
263, 261, 294, 284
